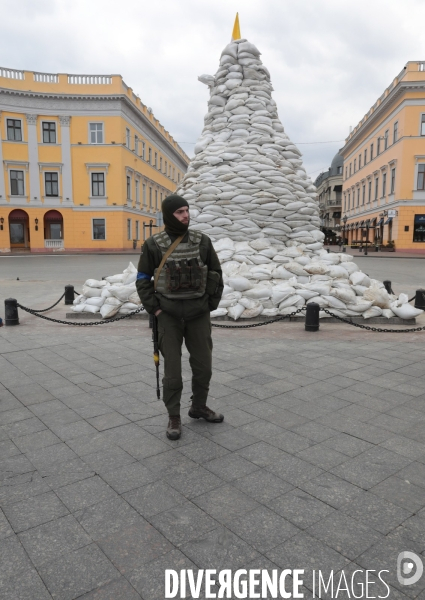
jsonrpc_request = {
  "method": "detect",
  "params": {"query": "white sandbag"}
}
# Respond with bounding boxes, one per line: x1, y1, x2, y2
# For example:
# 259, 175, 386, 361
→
84, 279, 107, 288
227, 277, 252, 291
305, 283, 331, 296
104, 297, 122, 306
323, 295, 347, 309
279, 294, 304, 309
73, 294, 84, 305
219, 297, 238, 308
82, 285, 103, 298
101, 287, 112, 299
228, 303, 245, 320
349, 272, 370, 287
109, 284, 137, 302
121, 302, 139, 310
83, 304, 100, 314
272, 287, 296, 304
279, 306, 300, 316
262, 308, 279, 317
362, 285, 392, 309
123, 262, 138, 285
382, 309, 395, 319
345, 301, 374, 313
330, 287, 356, 304
328, 265, 349, 279
272, 267, 295, 280
100, 303, 121, 318
390, 303, 423, 319
85, 297, 105, 307
398, 293, 409, 305
306, 296, 328, 307
210, 308, 228, 318
128, 291, 142, 305
244, 286, 272, 299
304, 262, 329, 275
362, 306, 384, 319
105, 274, 125, 284
72, 303, 87, 312
240, 305, 264, 318
284, 262, 309, 277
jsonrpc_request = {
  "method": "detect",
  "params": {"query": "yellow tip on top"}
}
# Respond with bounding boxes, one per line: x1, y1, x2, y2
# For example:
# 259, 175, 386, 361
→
231, 13, 241, 41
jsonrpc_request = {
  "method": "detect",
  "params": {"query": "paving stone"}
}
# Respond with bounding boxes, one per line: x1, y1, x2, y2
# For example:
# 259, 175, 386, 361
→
97, 521, 173, 574
0, 533, 33, 579
209, 428, 258, 452
267, 489, 336, 529
149, 500, 217, 546
128, 548, 197, 600
2, 490, 69, 533
339, 490, 412, 535
0, 471, 51, 506
13, 429, 61, 453
82, 446, 136, 474
266, 454, 324, 486
236, 441, 290, 468
205, 453, 259, 482
99, 461, 159, 494
26, 442, 78, 470
88, 412, 131, 431
299, 472, 364, 508
0, 508, 13, 540
177, 437, 230, 464
38, 543, 120, 600
233, 469, 293, 503
39, 457, 96, 489
55, 475, 118, 512
165, 465, 224, 499
123, 480, 187, 518
180, 526, 260, 570
144, 449, 199, 478
396, 461, 425, 489
0, 567, 52, 600
297, 443, 348, 469
322, 432, 373, 457
193, 484, 259, 525
75, 497, 143, 540
102, 424, 170, 459
18, 514, 91, 567
290, 421, 338, 443
370, 475, 425, 513
78, 578, 142, 599
0, 416, 47, 439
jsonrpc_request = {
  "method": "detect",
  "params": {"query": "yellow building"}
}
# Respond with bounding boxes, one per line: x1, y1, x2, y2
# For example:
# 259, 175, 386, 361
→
0, 67, 189, 252
340, 61, 425, 253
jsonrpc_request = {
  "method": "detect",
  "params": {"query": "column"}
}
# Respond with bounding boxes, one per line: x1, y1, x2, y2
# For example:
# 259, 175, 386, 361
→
0, 111, 5, 202
60, 116, 73, 203
25, 114, 42, 204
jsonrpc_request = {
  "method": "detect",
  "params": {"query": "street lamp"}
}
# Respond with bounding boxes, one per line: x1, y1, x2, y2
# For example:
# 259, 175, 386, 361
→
364, 221, 369, 256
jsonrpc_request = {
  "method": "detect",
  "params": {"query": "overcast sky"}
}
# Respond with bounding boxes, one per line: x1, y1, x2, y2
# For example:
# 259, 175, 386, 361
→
1, 0, 425, 181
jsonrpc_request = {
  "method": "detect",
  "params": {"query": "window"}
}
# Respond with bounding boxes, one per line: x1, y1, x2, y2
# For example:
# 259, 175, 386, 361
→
382, 172, 387, 197
126, 128, 130, 147
149, 186, 152, 209
10, 170, 24, 195
42, 122, 56, 144
390, 168, 396, 194
127, 175, 131, 199
357, 188, 360, 206
154, 152, 157, 168
354, 159, 357, 172
394, 121, 398, 143
384, 130, 389, 150
155, 189, 158, 210
45, 172, 59, 196
413, 214, 425, 242
178, 173, 181, 183
370, 143, 374, 160
345, 167, 348, 179
89, 123, 103, 144
143, 183, 146, 207
165, 160, 168, 175
127, 218, 132, 240
362, 184, 365, 205
148, 148, 152, 164
348, 192, 351, 208
142, 141, 145, 160
359, 154, 362, 169
173, 167, 175, 181
374, 177, 379, 200
368, 180, 372, 203
349, 163, 352, 176
417, 164, 425, 190
160, 192, 163, 203
135, 135, 139, 154
169, 164, 172, 177
91, 173, 105, 196
93, 218, 106, 240
337, 166, 342, 175
377, 137, 381, 155
364, 149, 367, 164
160, 157, 163, 172
136, 221, 140, 241
421, 115, 425, 136
7, 119, 22, 141
135, 179, 140, 203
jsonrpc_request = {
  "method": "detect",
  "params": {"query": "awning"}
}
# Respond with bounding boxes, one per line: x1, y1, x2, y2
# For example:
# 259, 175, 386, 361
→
44, 210, 63, 222
384, 217, 393, 225
376, 217, 384, 226
333, 185, 342, 192
370, 218, 377, 225
332, 212, 341, 218
414, 214, 425, 223
359, 221, 365, 227
355, 222, 360, 229
8, 209, 28, 221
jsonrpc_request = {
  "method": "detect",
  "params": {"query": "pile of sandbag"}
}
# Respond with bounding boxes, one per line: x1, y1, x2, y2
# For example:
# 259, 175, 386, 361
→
72, 262, 142, 318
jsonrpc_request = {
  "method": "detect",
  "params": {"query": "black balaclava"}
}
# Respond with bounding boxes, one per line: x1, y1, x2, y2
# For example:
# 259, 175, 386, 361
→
162, 194, 190, 236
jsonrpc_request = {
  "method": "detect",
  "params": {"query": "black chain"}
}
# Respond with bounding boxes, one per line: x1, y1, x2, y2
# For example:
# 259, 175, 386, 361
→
74, 290, 81, 297
16, 303, 145, 326
29, 293, 66, 313
321, 308, 425, 333
211, 306, 306, 328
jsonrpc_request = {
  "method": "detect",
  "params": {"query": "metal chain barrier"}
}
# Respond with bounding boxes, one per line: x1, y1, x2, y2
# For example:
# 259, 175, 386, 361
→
211, 306, 306, 328
321, 307, 425, 333
28, 293, 66, 313
16, 302, 145, 326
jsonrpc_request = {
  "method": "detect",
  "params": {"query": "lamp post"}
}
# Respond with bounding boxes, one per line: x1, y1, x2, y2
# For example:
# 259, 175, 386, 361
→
364, 221, 369, 256
342, 215, 347, 252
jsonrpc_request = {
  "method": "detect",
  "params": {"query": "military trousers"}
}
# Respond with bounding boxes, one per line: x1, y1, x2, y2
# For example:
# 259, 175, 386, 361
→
157, 310, 213, 416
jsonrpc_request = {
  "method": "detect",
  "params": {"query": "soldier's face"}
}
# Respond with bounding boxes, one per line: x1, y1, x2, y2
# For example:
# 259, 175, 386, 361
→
173, 206, 190, 225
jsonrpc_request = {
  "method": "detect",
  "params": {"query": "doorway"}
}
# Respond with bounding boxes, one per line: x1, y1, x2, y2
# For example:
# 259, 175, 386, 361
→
8, 209, 29, 249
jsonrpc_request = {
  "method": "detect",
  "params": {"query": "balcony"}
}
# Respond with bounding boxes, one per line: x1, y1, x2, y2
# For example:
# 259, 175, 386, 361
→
44, 240, 64, 249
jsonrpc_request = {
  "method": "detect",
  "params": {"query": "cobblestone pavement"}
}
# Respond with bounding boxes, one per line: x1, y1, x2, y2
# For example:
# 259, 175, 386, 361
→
1, 310, 425, 599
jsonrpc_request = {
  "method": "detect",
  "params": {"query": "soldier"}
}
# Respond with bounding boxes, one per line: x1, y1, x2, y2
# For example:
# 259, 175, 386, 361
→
136, 194, 224, 440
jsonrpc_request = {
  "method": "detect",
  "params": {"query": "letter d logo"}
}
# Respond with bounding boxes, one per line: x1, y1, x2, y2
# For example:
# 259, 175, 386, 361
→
397, 551, 424, 586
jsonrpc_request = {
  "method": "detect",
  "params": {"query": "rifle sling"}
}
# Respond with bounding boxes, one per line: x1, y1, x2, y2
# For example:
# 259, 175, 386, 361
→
153, 234, 185, 291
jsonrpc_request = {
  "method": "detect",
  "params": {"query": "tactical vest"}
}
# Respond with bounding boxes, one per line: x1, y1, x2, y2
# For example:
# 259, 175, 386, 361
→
153, 230, 208, 299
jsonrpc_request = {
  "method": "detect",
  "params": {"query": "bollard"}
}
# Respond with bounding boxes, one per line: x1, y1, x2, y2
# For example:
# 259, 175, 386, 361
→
305, 302, 320, 332
149, 314, 154, 329
342, 246, 346, 253
5, 298, 19, 326
64, 285, 75, 305
326, 248, 330, 253
414, 289, 425, 310
383, 280, 392, 294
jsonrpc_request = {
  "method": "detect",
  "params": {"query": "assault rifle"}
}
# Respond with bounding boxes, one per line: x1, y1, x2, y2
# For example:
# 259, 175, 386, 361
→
152, 315, 161, 399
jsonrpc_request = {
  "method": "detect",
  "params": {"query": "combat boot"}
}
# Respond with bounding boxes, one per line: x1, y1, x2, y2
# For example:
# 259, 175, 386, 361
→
188, 405, 224, 423
166, 415, 181, 440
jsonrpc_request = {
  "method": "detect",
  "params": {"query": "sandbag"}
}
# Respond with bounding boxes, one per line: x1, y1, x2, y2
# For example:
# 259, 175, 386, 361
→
390, 303, 423, 319
228, 303, 245, 320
